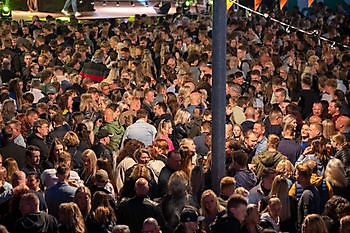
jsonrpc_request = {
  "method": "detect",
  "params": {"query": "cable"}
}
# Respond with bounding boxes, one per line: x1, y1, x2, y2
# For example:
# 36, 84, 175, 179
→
231, 1, 350, 50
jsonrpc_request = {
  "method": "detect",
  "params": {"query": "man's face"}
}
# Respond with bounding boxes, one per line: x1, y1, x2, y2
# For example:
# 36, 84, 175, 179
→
246, 134, 258, 149
237, 49, 246, 59
101, 85, 110, 96
154, 105, 163, 116
38, 123, 49, 137
253, 124, 264, 138
274, 91, 285, 104
145, 91, 155, 103
234, 76, 244, 85
27, 113, 38, 125
24, 55, 32, 65
308, 124, 319, 139
9, 123, 20, 138
328, 102, 338, 115
168, 153, 181, 171
30, 150, 40, 165
230, 204, 247, 223
27, 175, 40, 190
142, 223, 159, 233
312, 103, 322, 116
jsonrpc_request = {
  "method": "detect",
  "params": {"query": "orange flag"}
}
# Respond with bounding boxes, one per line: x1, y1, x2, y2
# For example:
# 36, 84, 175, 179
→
254, 0, 262, 11
227, 0, 236, 11
280, 0, 287, 10
308, 0, 313, 7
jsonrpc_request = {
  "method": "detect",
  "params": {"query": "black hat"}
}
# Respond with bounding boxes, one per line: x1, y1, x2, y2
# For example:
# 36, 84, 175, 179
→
180, 207, 204, 223
97, 129, 113, 139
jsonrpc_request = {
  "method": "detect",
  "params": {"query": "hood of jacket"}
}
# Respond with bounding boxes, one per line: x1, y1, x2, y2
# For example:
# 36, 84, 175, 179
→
17, 212, 52, 232
257, 151, 285, 167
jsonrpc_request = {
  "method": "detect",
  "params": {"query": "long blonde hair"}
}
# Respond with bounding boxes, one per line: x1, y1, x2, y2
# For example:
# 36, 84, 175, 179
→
325, 158, 347, 188
322, 119, 336, 139
58, 202, 86, 233
79, 93, 99, 113
269, 175, 290, 221
81, 149, 97, 181
200, 189, 225, 217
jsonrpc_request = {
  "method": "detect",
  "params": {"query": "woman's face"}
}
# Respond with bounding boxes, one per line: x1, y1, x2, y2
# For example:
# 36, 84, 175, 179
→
203, 195, 217, 214
55, 144, 64, 156
246, 206, 260, 224
75, 191, 89, 210
233, 125, 242, 137
163, 122, 173, 135
139, 152, 150, 164
301, 124, 310, 138
188, 140, 196, 152
68, 96, 73, 109
18, 81, 24, 91
83, 155, 91, 169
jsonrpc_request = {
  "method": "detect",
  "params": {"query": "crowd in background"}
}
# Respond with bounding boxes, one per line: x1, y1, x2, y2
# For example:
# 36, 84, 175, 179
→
0, 1, 349, 233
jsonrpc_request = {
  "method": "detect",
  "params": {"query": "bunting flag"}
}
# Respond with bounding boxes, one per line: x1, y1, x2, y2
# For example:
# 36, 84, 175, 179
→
280, 0, 287, 10
227, 0, 236, 11
254, 0, 262, 11
308, 0, 314, 7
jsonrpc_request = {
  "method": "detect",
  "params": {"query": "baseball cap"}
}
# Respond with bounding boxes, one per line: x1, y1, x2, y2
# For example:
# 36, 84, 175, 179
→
96, 129, 114, 139
180, 207, 204, 223
46, 85, 57, 95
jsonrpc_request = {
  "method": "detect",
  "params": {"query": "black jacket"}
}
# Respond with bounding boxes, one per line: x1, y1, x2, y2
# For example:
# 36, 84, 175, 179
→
27, 133, 49, 164
0, 141, 26, 169
14, 212, 59, 233
211, 213, 244, 233
117, 195, 166, 233
92, 142, 113, 163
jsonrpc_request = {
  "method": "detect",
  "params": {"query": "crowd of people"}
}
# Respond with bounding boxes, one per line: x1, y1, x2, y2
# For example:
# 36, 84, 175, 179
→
0, 1, 349, 233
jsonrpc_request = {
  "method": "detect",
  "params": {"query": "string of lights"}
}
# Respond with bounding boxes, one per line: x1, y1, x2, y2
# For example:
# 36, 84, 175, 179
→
231, 1, 350, 50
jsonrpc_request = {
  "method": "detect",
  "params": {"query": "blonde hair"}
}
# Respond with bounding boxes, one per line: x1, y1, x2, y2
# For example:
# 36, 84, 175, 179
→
267, 134, 280, 149
153, 138, 168, 155
63, 131, 80, 147
200, 189, 225, 217
179, 138, 194, 151
331, 133, 347, 148
174, 109, 191, 125
275, 159, 294, 178
322, 119, 336, 139
234, 187, 249, 198
80, 93, 99, 112
325, 158, 347, 188
270, 175, 291, 221
3, 158, 19, 183
58, 202, 86, 233
168, 171, 189, 196
81, 149, 97, 180
301, 214, 328, 233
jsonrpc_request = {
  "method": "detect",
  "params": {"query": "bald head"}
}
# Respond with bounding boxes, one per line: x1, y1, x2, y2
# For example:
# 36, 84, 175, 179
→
309, 115, 322, 124
245, 107, 255, 119
135, 178, 149, 196
12, 171, 26, 187
336, 116, 350, 133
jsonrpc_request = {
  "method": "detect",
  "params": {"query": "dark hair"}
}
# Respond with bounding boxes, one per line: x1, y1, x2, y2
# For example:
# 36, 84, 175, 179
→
227, 194, 248, 210
25, 145, 40, 158
233, 150, 248, 167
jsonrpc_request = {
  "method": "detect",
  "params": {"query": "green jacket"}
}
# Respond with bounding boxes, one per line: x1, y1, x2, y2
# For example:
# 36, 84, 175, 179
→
101, 120, 125, 152
252, 150, 287, 180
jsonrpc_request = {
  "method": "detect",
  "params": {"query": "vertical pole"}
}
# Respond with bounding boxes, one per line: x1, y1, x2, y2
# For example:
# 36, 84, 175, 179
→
211, 0, 227, 194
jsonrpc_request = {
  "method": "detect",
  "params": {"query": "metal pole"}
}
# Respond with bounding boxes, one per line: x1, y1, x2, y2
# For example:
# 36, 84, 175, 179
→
211, 0, 227, 194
